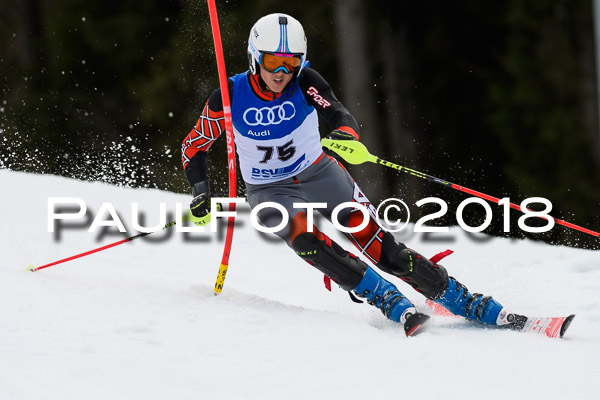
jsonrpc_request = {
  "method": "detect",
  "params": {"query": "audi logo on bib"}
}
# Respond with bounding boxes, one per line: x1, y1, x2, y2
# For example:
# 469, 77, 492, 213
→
243, 101, 296, 126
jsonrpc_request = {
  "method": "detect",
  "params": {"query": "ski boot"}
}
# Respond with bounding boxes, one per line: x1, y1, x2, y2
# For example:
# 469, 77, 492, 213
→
353, 267, 429, 336
433, 276, 505, 325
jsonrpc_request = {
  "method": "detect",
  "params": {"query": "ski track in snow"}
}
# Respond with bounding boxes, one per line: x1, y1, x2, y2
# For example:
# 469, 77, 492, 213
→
1, 170, 599, 400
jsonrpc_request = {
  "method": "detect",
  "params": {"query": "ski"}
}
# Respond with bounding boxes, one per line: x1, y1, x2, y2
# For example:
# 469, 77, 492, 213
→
501, 312, 575, 339
404, 312, 430, 337
425, 299, 575, 339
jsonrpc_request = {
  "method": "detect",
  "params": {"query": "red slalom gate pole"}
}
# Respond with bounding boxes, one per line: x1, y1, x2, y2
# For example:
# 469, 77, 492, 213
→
207, 0, 237, 295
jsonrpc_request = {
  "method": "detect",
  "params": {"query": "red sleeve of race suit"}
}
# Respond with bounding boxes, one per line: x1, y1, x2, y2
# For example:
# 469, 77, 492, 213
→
181, 81, 232, 188
299, 67, 360, 140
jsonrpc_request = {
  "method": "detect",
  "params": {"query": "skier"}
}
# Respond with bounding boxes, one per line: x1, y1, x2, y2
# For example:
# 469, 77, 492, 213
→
181, 13, 521, 335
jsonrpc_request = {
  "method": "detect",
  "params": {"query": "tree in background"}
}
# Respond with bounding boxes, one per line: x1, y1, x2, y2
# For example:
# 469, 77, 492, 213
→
487, 1, 600, 246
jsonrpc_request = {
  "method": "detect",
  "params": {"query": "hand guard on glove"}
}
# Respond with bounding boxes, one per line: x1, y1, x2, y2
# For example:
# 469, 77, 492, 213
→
327, 128, 358, 141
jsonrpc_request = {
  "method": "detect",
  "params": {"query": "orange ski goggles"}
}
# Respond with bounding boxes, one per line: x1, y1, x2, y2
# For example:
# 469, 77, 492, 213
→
260, 52, 302, 74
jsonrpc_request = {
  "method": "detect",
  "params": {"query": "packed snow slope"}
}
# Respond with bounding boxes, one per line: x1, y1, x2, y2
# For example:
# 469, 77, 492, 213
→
1, 169, 599, 400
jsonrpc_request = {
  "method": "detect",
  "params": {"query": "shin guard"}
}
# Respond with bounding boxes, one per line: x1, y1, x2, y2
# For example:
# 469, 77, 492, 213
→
292, 231, 367, 291
379, 234, 449, 299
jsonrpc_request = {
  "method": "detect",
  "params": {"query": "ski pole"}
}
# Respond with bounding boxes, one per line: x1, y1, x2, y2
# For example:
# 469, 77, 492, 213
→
28, 219, 180, 272
321, 138, 600, 238
207, 0, 238, 295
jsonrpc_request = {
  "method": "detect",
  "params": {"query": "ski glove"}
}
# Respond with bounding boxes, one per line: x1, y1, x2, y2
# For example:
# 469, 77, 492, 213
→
188, 180, 221, 226
324, 128, 359, 158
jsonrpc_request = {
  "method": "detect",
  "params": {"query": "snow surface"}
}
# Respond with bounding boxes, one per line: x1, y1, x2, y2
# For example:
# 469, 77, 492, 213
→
1, 169, 599, 400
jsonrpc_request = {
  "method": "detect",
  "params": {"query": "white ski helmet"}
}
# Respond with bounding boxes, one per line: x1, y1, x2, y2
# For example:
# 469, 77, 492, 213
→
247, 13, 307, 76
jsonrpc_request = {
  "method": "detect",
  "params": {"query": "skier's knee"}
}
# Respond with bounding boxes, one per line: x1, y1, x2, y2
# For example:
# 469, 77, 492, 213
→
378, 233, 448, 299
